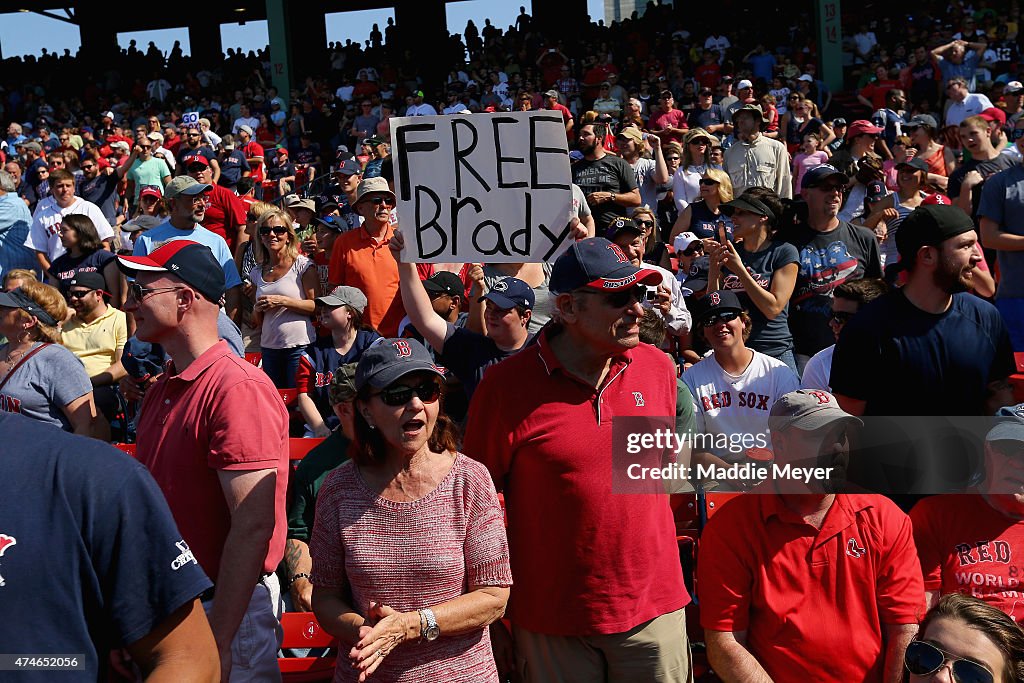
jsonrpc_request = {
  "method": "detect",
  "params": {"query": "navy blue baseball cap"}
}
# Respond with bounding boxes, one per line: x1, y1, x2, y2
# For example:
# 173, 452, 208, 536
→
120, 338, 168, 379
690, 289, 744, 325
117, 240, 226, 303
335, 159, 362, 176
355, 338, 446, 391
0, 288, 59, 326
549, 237, 661, 294
480, 277, 535, 310
801, 164, 849, 190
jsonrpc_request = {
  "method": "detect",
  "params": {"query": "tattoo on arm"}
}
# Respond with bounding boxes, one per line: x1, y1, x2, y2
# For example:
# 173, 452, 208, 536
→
284, 538, 304, 575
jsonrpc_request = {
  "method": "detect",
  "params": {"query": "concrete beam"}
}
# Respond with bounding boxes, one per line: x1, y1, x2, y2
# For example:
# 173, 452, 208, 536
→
188, 22, 223, 64
395, 0, 448, 90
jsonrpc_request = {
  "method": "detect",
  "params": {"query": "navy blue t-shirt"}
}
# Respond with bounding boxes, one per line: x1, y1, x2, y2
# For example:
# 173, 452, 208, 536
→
0, 411, 211, 680
720, 240, 799, 357
830, 290, 1015, 416
298, 329, 380, 428
77, 173, 120, 224
440, 327, 531, 399
217, 150, 251, 188
48, 249, 117, 292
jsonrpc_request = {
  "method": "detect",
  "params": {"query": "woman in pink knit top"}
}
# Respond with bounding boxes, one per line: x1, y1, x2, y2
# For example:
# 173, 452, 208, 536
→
311, 338, 511, 682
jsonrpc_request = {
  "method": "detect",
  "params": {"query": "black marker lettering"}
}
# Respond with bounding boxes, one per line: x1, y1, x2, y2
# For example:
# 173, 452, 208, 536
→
492, 117, 527, 189
414, 185, 445, 259
529, 114, 571, 190
451, 118, 490, 197
395, 123, 439, 201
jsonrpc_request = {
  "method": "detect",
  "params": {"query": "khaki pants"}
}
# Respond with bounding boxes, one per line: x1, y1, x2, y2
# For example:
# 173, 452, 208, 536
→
513, 607, 692, 683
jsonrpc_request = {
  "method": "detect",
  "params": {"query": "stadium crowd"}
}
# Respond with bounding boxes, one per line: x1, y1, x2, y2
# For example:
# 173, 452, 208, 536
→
2, 0, 1024, 681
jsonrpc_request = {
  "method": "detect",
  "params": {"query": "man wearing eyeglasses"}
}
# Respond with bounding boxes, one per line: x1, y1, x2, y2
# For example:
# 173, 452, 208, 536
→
698, 389, 924, 682
184, 154, 248, 252
328, 177, 406, 337
117, 240, 289, 683
617, 127, 669, 216
943, 76, 994, 127
464, 238, 693, 683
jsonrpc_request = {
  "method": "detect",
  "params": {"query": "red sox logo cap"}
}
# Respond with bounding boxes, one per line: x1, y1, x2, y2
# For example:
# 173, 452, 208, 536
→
392, 340, 412, 358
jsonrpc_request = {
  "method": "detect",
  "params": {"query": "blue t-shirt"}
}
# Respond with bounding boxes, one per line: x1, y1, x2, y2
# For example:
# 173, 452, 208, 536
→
48, 249, 116, 292
133, 221, 242, 290
830, 291, 1015, 416
0, 412, 211, 680
979, 165, 1024, 299
77, 172, 120, 225
298, 329, 380, 427
0, 192, 37, 281
218, 150, 251, 188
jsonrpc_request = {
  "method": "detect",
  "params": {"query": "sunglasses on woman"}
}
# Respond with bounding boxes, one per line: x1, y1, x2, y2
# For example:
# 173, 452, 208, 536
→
903, 641, 993, 683
699, 178, 720, 186
698, 311, 739, 328
683, 244, 704, 256
635, 219, 655, 229
259, 226, 290, 236
375, 380, 442, 407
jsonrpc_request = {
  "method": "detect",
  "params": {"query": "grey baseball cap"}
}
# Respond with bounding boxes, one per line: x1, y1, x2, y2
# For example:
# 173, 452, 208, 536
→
986, 403, 1024, 442
316, 285, 368, 313
769, 390, 863, 432
164, 175, 211, 199
354, 338, 446, 391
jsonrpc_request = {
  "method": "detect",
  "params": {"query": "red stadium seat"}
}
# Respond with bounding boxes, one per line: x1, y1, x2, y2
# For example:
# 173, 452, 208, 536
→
278, 612, 337, 682
279, 388, 298, 407
289, 438, 324, 461
245, 352, 263, 367
113, 443, 137, 457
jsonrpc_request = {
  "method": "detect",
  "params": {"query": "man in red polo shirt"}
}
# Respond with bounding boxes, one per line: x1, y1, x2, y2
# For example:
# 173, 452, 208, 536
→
464, 238, 692, 682
328, 177, 406, 337
910, 403, 1024, 623
698, 389, 924, 682
184, 153, 247, 252
118, 241, 289, 682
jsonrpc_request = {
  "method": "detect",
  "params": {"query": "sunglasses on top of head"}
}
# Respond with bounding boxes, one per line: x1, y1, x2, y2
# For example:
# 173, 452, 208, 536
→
374, 380, 442, 407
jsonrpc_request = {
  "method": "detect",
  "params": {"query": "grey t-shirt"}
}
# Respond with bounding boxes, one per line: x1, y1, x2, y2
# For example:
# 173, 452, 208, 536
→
0, 342, 92, 430
979, 164, 1024, 299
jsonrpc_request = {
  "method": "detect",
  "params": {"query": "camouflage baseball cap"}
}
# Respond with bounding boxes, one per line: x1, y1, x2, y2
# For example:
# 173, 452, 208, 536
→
328, 363, 359, 405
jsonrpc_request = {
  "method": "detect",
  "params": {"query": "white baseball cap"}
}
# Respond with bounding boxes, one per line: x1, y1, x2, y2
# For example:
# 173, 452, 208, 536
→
737, 79, 753, 90
673, 232, 701, 252
798, 74, 814, 82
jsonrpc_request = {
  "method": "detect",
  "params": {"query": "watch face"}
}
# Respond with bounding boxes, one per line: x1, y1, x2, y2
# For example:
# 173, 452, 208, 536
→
425, 625, 440, 641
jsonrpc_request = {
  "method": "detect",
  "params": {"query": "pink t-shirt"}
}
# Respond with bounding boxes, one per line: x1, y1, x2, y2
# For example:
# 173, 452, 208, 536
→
793, 151, 829, 193
310, 453, 511, 683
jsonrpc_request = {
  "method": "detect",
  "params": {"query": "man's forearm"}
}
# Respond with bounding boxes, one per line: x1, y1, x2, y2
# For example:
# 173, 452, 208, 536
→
707, 638, 773, 682
882, 623, 917, 683
208, 523, 273, 655
284, 537, 312, 578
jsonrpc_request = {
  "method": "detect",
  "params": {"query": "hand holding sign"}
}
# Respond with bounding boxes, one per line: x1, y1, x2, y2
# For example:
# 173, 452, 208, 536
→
391, 111, 574, 264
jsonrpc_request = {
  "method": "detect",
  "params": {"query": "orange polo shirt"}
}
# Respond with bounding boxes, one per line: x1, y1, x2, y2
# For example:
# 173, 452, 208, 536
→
328, 222, 404, 337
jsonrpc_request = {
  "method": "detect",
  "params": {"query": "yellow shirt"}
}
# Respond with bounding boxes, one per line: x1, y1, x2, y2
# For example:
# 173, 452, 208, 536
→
62, 306, 127, 379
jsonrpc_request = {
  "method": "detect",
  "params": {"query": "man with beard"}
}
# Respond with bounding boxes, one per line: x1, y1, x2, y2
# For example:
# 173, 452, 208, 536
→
831, 205, 1015, 417
76, 154, 121, 225
176, 126, 221, 184
571, 123, 640, 234
699, 389, 923, 682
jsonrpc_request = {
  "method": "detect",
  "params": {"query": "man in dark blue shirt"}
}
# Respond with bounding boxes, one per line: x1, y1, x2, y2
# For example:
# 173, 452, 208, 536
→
0, 411, 218, 680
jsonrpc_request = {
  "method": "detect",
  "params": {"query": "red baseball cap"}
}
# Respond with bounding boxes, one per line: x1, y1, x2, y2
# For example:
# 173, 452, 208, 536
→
139, 185, 162, 201
845, 120, 883, 141
979, 107, 1007, 126
921, 193, 951, 206
183, 152, 210, 168
117, 240, 225, 303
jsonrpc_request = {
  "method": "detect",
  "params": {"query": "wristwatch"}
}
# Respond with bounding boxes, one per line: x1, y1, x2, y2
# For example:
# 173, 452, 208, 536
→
419, 608, 440, 641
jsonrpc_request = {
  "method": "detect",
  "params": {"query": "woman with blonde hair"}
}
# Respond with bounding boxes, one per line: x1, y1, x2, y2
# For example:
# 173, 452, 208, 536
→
671, 127, 713, 213
671, 167, 734, 242
0, 279, 98, 435
251, 206, 319, 387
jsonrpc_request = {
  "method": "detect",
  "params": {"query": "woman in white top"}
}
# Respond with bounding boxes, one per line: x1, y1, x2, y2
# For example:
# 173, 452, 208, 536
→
671, 128, 712, 213
251, 206, 319, 388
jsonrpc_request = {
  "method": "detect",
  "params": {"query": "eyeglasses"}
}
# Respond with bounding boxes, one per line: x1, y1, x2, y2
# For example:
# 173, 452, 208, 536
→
682, 244, 703, 256
813, 183, 845, 193
259, 226, 290, 236
373, 380, 442, 407
636, 219, 655, 229
187, 133, 202, 138
665, 156, 681, 161
81, 164, 95, 170
67, 289, 95, 299
186, 194, 210, 205
699, 178, 720, 186
698, 311, 740, 327
579, 285, 647, 308
128, 283, 186, 301
830, 311, 854, 325
903, 641, 993, 683
365, 196, 395, 206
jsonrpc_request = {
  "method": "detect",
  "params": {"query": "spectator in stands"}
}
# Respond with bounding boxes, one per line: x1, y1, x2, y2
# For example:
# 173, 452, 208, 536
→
216, 134, 250, 192
903, 594, 1024, 682
268, 148, 297, 197
2, 268, 36, 291
786, 165, 882, 370
724, 104, 792, 199
904, 115, 955, 191
464, 238, 691, 683
944, 76, 995, 127
285, 363, 358, 612
910, 403, 1024, 621
118, 240, 289, 682
133, 176, 243, 324
650, 89, 689, 145
297, 286, 379, 437
76, 153, 121, 226
671, 127, 713, 214
310, 338, 510, 681
832, 205, 1014, 416
689, 86, 727, 136
711, 189, 800, 369
931, 40, 989, 91
617, 126, 668, 214
176, 126, 221, 184
0, 169, 36, 283
0, 280, 99, 436
25, 168, 114, 273
184, 154, 248, 251
572, 122, 641, 232
329, 177, 404, 337
980, 157, 1024, 352
862, 157, 931, 268
0, 411, 220, 680
671, 167, 734, 247
699, 389, 923, 681
251, 206, 317, 388
123, 135, 171, 205
46, 213, 122, 304
60, 271, 127, 421
800, 278, 887, 393
949, 115, 1015, 219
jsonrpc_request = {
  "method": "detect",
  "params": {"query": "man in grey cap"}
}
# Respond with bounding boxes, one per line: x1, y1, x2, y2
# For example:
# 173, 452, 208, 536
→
910, 403, 1024, 616
132, 176, 243, 323
698, 388, 923, 682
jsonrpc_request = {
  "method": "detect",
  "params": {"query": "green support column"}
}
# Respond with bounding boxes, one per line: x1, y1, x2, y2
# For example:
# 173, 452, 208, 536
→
816, 0, 844, 92
266, 0, 292, 99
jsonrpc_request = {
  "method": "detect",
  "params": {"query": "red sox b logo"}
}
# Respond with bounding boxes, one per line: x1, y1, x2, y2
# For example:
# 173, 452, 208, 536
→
709, 291, 721, 305
392, 340, 412, 358
807, 390, 831, 405
607, 243, 629, 263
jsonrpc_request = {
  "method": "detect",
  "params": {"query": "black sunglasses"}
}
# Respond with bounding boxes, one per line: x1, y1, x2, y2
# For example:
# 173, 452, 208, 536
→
67, 289, 95, 299
830, 311, 854, 325
374, 380, 442, 407
683, 243, 704, 256
365, 196, 395, 206
699, 178, 720, 186
635, 219, 655, 229
580, 285, 647, 308
698, 310, 739, 328
904, 641, 993, 683
128, 282, 185, 301
259, 226, 290, 236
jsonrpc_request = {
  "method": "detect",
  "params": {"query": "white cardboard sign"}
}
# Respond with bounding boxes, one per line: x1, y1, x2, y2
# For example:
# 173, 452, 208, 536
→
181, 111, 200, 127
390, 111, 573, 263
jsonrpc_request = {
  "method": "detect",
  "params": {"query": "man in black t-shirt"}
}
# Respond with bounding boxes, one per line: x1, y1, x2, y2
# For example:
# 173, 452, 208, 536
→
784, 165, 882, 367
572, 123, 640, 235
175, 126, 221, 184
77, 156, 121, 224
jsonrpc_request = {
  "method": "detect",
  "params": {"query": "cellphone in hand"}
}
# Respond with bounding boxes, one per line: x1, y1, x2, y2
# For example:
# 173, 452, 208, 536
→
716, 220, 729, 245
